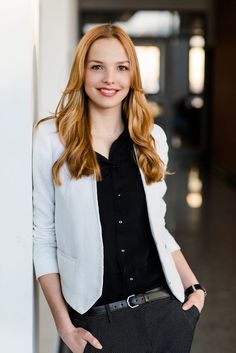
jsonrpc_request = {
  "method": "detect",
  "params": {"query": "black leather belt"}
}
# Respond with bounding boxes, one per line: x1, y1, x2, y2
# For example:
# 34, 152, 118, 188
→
85, 286, 171, 317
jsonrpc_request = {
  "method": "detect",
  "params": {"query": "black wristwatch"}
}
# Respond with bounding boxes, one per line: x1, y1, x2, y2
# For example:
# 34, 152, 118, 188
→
185, 284, 207, 298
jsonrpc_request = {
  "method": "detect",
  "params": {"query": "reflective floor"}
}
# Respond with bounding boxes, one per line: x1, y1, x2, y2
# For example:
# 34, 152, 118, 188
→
167, 150, 236, 353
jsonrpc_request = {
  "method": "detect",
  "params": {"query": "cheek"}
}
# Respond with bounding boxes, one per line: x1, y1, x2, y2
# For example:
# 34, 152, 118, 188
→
84, 72, 92, 88
119, 75, 131, 98
122, 74, 131, 89
83, 79, 90, 97
84, 79, 96, 100
84, 71, 100, 87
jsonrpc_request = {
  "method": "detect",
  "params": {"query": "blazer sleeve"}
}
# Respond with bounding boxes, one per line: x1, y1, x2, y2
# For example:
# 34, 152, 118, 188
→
32, 122, 59, 279
153, 124, 181, 253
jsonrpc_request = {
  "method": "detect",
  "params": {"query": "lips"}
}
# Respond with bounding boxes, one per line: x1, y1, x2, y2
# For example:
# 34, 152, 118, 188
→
97, 87, 119, 97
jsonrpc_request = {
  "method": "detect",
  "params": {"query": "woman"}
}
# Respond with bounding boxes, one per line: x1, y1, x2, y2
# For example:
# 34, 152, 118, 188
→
32, 24, 206, 353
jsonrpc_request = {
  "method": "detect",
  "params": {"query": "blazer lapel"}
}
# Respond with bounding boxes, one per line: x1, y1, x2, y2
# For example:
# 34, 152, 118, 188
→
133, 144, 167, 234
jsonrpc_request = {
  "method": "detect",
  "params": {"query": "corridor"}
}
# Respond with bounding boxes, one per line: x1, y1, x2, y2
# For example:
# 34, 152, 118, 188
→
167, 152, 236, 353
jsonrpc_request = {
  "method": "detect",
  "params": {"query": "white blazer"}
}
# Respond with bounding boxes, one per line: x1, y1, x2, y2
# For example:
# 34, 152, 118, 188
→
32, 119, 185, 314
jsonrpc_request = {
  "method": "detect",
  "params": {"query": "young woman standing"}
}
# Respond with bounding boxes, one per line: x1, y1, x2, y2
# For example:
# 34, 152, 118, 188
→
32, 24, 206, 353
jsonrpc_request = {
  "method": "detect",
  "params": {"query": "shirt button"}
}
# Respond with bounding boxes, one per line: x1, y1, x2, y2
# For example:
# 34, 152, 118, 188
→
129, 277, 134, 281
118, 220, 123, 224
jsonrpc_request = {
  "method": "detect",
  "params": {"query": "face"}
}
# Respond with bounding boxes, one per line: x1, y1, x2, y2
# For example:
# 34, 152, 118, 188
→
84, 37, 131, 112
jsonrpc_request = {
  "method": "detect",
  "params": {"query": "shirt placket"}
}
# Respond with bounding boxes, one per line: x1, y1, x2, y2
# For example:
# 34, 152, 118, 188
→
111, 159, 135, 294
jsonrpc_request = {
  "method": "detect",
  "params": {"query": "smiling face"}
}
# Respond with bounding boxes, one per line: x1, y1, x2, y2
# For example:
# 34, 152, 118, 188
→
84, 37, 131, 113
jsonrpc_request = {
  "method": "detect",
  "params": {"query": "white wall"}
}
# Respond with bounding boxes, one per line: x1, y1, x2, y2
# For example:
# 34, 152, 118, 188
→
38, 1, 79, 353
38, 0, 79, 119
0, 1, 79, 352
0, 1, 39, 353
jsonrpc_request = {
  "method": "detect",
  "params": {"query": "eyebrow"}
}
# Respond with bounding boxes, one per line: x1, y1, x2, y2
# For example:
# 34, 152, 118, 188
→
87, 60, 130, 64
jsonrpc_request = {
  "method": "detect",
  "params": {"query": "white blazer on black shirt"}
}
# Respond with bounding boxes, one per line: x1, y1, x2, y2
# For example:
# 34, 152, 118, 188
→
32, 119, 185, 314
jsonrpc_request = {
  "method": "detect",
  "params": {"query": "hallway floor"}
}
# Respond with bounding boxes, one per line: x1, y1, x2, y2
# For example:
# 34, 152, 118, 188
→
167, 152, 236, 353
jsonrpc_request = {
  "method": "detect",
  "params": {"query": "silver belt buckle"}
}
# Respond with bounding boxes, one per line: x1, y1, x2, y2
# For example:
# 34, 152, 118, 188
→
126, 294, 139, 308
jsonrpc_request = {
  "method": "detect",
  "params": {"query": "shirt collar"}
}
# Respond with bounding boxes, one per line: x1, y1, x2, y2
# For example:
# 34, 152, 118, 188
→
95, 122, 132, 165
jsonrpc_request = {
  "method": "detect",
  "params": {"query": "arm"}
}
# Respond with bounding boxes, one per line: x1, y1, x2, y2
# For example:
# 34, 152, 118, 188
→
38, 273, 102, 351
38, 273, 75, 335
153, 124, 181, 252
171, 250, 199, 289
154, 124, 205, 312
32, 122, 102, 352
32, 122, 58, 278
171, 250, 206, 312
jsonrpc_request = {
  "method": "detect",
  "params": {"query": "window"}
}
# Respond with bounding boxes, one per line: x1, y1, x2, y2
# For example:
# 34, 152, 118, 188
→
135, 46, 160, 94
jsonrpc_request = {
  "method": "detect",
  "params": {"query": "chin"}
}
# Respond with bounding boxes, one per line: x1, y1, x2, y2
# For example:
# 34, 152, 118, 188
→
96, 103, 121, 110
90, 98, 125, 110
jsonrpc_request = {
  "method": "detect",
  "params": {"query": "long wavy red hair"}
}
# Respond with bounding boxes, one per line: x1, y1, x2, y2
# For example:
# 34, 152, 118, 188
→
35, 23, 166, 186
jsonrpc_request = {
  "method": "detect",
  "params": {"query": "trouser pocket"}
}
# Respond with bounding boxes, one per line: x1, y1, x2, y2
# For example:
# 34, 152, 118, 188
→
184, 304, 200, 329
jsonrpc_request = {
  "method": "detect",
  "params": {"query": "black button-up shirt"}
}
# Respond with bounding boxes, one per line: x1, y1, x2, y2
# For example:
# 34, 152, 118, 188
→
92, 122, 168, 307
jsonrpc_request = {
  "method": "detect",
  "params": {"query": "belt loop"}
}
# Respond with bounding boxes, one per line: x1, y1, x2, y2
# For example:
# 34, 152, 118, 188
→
105, 304, 113, 323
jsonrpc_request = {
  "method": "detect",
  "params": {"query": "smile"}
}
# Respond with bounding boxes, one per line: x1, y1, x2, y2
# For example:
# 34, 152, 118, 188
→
97, 88, 119, 97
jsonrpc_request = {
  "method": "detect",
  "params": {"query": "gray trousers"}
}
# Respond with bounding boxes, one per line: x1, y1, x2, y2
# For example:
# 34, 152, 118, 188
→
67, 295, 200, 353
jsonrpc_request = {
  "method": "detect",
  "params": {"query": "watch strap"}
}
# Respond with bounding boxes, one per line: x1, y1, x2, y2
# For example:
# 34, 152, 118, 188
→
185, 284, 207, 298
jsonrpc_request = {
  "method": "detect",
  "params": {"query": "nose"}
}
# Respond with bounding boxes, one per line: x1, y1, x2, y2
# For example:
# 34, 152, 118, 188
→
102, 68, 115, 85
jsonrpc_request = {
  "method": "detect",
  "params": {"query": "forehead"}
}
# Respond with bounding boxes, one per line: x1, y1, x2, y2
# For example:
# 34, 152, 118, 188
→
87, 37, 128, 62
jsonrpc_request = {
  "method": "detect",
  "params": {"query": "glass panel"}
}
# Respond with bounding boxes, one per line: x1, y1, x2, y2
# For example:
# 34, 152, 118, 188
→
135, 46, 160, 94
189, 35, 205, 94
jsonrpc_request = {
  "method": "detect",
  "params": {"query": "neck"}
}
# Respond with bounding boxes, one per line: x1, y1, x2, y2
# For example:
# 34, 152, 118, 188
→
89, 105, 125, 137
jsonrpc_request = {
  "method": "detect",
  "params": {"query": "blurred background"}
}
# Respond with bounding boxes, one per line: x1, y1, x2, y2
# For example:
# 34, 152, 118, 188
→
0, 1, 235, 353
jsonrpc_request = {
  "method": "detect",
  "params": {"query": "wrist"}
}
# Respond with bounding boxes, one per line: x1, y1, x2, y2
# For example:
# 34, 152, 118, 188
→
185, 283, 207, 299
57, 321, 75, 338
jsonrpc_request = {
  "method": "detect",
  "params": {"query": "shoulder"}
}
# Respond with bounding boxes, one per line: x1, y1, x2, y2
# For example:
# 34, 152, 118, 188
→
33, 117, 57, 137
32, 117, 63, 158
33, 118, 65, 163
151, 123, 169, 165
151, 123, 168, 146
33, 117, 59, 148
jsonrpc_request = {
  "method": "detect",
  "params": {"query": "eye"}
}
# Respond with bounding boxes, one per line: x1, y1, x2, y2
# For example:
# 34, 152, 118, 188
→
90, 65, 103, 70
118, 65, 129, 71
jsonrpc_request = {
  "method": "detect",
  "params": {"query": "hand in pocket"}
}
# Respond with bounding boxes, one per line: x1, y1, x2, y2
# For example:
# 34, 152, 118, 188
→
61, 325, 103, 353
